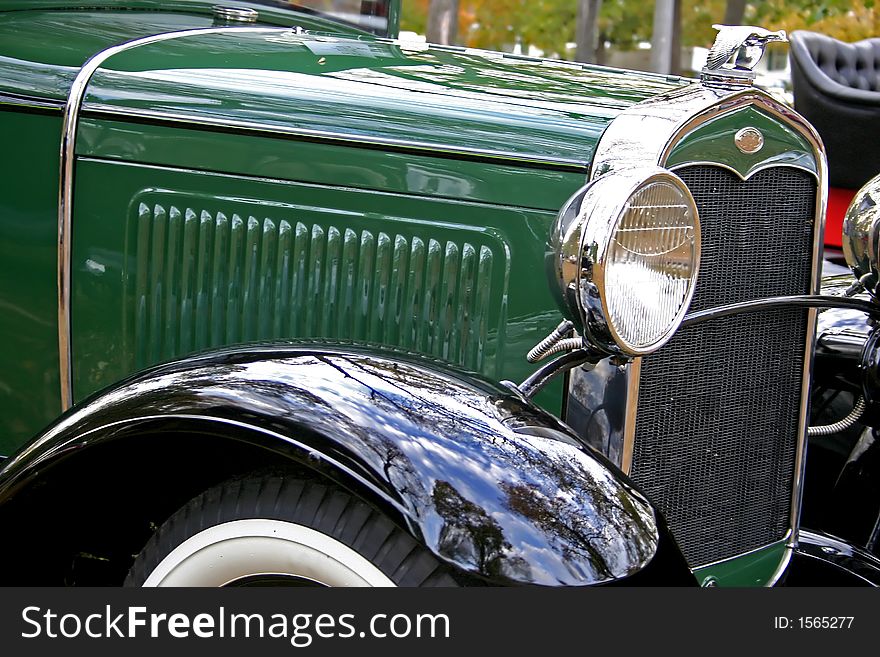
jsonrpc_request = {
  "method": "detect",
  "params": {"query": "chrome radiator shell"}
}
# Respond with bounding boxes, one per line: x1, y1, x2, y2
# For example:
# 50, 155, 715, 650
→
566, 84, 826, 571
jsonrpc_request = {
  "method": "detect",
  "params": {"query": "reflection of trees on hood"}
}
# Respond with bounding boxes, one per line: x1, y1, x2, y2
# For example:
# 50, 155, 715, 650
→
432, 480, 531, 580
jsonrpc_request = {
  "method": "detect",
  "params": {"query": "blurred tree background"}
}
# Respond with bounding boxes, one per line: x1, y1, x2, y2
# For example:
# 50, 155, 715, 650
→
401, 0, 879, 60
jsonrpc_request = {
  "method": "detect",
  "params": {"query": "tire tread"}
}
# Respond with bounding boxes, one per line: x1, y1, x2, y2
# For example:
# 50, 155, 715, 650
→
126, 473, 459, 587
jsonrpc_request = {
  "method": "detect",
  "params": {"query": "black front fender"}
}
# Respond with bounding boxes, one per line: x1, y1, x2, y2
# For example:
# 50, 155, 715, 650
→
0, 345, 691, 586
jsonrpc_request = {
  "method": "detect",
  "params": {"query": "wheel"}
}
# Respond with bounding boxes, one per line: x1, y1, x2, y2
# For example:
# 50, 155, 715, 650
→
126, 473, 459, 587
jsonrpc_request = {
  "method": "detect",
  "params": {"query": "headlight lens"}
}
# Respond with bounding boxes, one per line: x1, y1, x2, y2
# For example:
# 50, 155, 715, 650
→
604, 179, 700, 351
843, 173, 880, 295
547, 168, 700, 356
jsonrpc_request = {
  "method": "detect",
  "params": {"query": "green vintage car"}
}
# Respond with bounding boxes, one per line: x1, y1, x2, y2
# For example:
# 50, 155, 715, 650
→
0, 1, 878, 587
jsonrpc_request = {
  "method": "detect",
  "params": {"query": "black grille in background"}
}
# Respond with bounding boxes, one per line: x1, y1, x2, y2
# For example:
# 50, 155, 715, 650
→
630, 166, 816, 567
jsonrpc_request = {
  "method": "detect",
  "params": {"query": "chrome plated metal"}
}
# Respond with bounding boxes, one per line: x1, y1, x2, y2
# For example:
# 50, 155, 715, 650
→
767, 546, 793, 587
587, 82, 828, 560
526, 338, 584, 361
734, 126, 764, 154
526, 320, 575, 363
590, 85, 824, 181
698, 534, 792, 571
517, 350, 599, 399
620, 356, 641, 475
701, 25, 787, 84
842, 173, 880, 295
212, 6, 259, 24
680, 294, 880, 326
547, 167, 700, 356
57, 26, 283, 410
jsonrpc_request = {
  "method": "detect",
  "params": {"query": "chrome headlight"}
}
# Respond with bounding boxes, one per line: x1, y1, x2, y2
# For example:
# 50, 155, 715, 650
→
547, 167, 701, 356
843, 173, 880, 295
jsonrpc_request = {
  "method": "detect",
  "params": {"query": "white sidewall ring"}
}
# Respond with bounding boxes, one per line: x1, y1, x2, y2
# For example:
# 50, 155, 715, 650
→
142, 519, 397, 587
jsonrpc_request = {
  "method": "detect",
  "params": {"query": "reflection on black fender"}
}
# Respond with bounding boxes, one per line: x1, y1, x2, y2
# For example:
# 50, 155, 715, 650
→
0, 344, 676, 586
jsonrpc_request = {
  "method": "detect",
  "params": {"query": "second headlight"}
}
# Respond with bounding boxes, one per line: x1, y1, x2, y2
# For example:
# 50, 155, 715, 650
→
547, 167, 701, 356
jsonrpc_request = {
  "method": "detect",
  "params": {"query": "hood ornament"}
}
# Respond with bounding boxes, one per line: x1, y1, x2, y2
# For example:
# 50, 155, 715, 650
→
701, 24, 787, 85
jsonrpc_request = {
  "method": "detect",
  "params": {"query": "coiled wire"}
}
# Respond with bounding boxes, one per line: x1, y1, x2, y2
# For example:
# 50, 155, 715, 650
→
807, 396, 866, 437
527, 320, 576, 363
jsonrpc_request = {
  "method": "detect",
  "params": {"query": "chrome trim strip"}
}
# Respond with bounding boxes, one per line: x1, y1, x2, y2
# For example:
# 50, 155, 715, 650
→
658, 89, 823, 165
57, 26, 283, 410
766, 546, 794, 586
775, 101, 827, 554
680, 295, 880, 325
81, 104, 591, 172
588, 84, 827, 566
694, 532, 792, 571
591, 85, 822, 181
0, 94, 64, 113
620, 357, 640, 475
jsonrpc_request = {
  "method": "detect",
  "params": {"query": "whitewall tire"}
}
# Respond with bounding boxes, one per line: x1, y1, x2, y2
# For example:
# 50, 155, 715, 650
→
126, 474, 458, 587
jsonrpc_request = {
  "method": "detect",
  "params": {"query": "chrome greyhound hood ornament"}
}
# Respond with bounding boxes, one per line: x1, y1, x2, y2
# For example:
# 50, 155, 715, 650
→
701, 24, 787, 85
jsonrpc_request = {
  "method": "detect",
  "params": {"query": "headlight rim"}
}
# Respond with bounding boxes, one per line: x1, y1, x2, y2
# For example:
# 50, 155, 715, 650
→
549, 166, 701, 357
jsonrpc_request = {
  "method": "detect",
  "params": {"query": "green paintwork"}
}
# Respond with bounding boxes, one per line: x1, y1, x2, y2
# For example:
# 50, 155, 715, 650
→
81, 30, 684, 169
0, 11, 211, 103
0, 7, 375, 104
0, 10, 360, 101
666, 106, 817, 178
127, 191, 508, 376
0, 6, 688, 451
0, 5, 814, 588
692, 540, 789, 587
71, 159, 561, 412
77, 118, 587, 210
50, 15, 687, 424
0, 110, 62, 456
3, 1, 380, 38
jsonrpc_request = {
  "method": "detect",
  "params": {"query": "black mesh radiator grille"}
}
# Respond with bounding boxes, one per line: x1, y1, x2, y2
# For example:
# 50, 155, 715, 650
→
630, 165, 817, 568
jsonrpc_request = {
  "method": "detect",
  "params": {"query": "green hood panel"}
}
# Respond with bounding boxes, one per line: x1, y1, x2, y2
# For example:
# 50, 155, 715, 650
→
0, 10, 211, 102
0, 8, 368, 103
79, 29, 686, 169
0, 9, 688, 169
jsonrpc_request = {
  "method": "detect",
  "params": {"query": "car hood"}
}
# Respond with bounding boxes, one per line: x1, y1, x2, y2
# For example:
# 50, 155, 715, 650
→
85, 30, 688, 169
0, 10, 689, 170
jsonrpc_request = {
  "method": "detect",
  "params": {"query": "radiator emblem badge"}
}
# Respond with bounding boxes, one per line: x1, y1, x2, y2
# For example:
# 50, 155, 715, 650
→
735, 127, 764, 154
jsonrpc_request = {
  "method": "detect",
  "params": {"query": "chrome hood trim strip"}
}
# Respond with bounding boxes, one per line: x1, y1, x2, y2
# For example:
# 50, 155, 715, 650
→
57, 26, 284, 410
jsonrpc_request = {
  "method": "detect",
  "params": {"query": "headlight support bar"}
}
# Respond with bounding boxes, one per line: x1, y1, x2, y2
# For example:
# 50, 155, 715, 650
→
680, 295, 880, 327
520, 295, 880, 401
